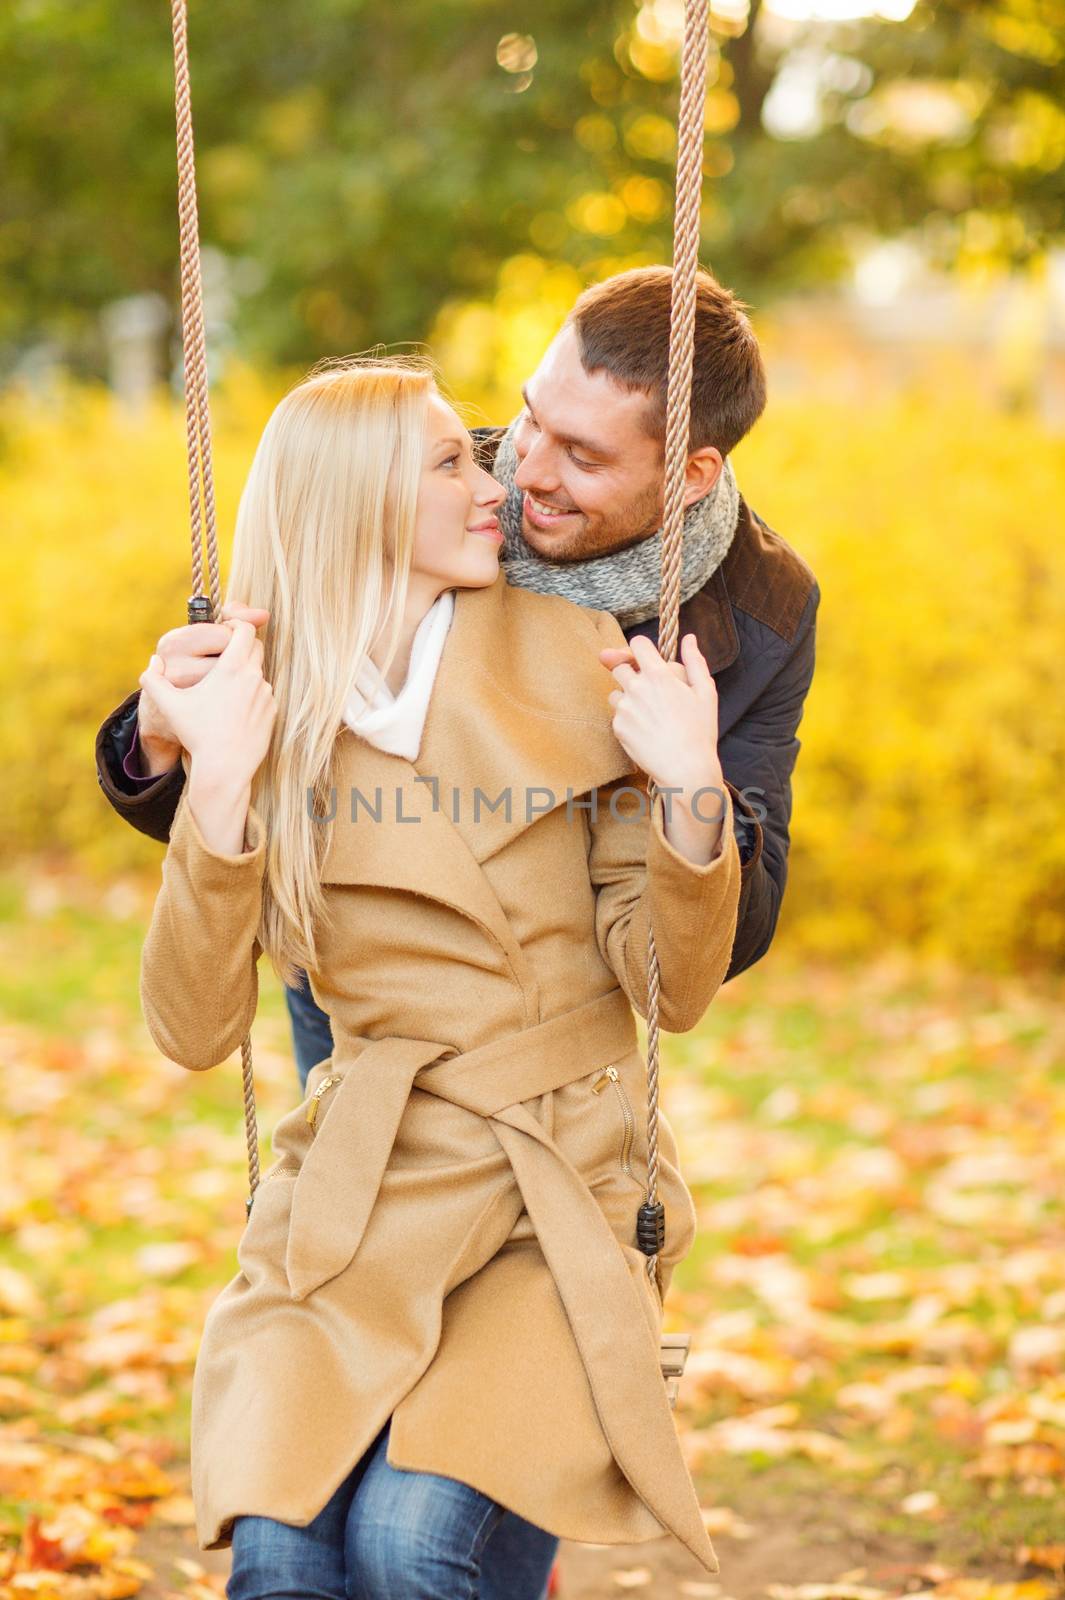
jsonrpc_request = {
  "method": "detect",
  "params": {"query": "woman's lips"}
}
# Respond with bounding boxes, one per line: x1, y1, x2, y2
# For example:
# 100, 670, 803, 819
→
469, 522, 504, 543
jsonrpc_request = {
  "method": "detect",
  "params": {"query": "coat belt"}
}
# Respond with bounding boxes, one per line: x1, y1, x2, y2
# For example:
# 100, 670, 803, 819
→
285, 985, 638, 1302
282, 984, 718, 1568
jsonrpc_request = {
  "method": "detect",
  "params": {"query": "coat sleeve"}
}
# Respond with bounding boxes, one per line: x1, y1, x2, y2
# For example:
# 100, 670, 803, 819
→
587, 771, 741, 1034
139, 784, 267, 1071
586, 603, 741, 1032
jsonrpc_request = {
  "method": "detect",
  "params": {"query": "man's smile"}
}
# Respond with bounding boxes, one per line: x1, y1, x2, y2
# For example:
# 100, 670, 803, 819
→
523, 492, 581, 530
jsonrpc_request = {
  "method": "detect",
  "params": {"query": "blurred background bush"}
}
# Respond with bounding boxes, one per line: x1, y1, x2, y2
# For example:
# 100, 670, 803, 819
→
2, 0, 1063, 975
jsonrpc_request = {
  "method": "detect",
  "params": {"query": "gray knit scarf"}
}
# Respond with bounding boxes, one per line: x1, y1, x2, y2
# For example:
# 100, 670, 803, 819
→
491, 416, 741, 628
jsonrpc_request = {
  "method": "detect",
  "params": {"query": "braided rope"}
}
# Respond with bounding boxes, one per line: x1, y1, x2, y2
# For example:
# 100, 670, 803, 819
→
171, 0, 260, 1207
644, 0, 710, 1288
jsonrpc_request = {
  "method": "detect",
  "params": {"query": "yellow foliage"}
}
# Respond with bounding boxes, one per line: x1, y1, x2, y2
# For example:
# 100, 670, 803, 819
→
732, 381, 1065, 974
0, 369, 285, 874
2, 359, 1061, 972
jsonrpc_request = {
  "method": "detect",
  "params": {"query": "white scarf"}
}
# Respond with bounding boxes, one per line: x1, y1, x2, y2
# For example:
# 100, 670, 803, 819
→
341, 589, 455, 760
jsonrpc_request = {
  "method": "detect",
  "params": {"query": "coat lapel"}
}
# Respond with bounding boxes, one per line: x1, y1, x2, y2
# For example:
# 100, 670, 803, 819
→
416, 571, 637, 861
318, 573, 638, 946
318, 729, 529, 973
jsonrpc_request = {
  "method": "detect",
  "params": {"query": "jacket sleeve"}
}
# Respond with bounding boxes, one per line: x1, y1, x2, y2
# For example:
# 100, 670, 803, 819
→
719, 578, 819, 980
587, 770, 741, 1035
96, 690, 187, 845
139, 784, 266, 1072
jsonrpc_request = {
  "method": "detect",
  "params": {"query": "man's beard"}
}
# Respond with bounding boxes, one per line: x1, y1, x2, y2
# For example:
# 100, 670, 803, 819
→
519, 479, 665, 563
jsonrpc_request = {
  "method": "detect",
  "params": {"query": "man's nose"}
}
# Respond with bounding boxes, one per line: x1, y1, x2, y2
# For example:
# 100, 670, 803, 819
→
513, 433, 557, 492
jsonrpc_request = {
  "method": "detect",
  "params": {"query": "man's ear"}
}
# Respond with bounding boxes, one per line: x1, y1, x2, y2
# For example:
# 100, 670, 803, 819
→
682, 445, 724, 509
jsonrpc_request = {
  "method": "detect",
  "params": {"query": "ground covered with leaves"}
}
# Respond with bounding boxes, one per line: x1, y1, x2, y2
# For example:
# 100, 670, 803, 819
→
0, 870, 1062, 1599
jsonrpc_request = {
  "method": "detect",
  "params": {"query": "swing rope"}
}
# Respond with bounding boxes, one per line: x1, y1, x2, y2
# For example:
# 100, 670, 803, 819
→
171, 0, 260, 1212
639, 0, 710, 1289
167, 0, 710, 1266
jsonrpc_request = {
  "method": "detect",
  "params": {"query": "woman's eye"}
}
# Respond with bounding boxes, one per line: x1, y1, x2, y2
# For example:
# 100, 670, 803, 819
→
440, 454, 460, 469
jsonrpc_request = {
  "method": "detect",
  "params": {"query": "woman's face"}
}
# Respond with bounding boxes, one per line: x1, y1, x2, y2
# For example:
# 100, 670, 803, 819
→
410, 392, 507, 591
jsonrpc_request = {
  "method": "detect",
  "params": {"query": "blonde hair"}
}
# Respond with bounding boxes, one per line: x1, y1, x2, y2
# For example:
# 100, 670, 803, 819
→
225, 354, 437, 988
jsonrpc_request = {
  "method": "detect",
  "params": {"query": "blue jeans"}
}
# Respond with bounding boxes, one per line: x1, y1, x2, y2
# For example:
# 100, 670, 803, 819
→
285, 969, 336, 1093
227, 1418, 559, 1600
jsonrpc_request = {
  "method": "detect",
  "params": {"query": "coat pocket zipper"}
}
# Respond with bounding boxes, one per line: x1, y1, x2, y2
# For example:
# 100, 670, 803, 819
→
262, 1157, 299, 1182
306, 1073, 343, 1128
591, 1065, 636, 1180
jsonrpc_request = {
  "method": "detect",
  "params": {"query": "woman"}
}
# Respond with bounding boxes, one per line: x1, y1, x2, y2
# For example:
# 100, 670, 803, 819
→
137, 357, 741, 1600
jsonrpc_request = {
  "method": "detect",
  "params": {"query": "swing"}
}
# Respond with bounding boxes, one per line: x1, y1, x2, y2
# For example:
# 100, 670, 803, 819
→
167, 0, 712, 1412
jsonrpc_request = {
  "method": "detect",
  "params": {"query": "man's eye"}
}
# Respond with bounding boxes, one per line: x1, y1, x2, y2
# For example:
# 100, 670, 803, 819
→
519, 409, 539, 431
568, 450, 596, 469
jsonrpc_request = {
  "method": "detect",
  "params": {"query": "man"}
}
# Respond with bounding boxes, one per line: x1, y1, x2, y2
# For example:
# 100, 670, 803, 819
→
96, 265, 819, 1090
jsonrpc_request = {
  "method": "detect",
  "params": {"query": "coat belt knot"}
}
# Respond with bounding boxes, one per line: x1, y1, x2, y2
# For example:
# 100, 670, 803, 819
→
285, 986, 638, 1302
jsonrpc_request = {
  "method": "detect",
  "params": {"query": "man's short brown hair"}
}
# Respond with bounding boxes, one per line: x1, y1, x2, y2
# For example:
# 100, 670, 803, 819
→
566, 265, 766, 457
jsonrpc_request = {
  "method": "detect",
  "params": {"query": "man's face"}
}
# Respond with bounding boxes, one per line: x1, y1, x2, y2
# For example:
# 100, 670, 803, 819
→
511, 323, 666, 561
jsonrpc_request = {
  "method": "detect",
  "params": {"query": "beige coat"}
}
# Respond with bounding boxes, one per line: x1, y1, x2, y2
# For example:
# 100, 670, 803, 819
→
140, 569, 741, 1576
